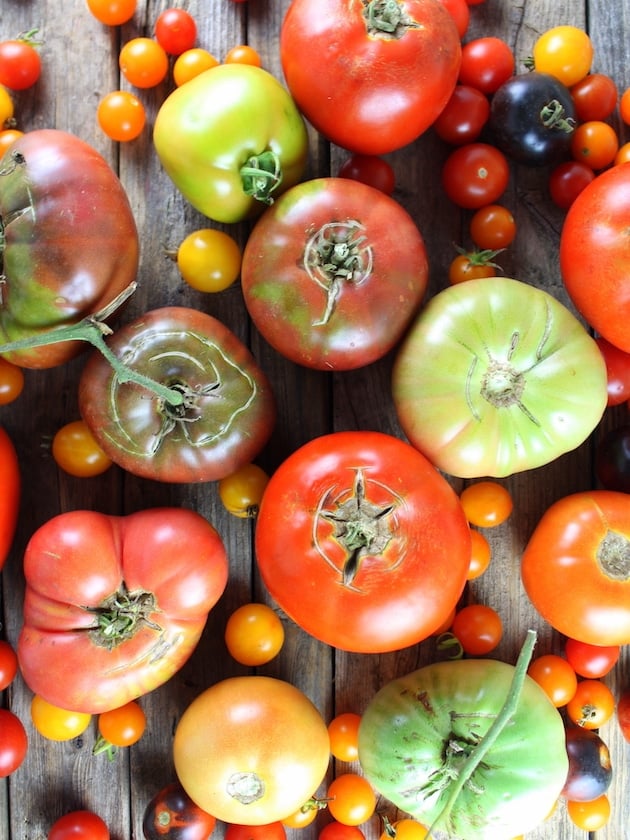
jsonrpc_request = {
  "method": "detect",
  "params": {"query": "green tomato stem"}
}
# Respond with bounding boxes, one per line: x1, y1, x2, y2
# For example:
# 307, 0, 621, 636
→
0, 283, 185, 407
426, 629, 538, 839
240, 150, 283, 205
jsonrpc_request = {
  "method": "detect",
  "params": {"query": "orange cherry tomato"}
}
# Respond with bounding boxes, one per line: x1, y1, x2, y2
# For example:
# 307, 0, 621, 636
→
328, 712, 361, 762
224, 44, 262, 67
327, 774, 376, 827
467, 529, 492, 579
450, 604, 503, 655
119, 37, 169, 88
173, 48, 219, 86
527, 654, 578, 707
224, 603, 285, 666
459, 480, 513, 527
566, 679, 615, 729
567, 794, 611, 831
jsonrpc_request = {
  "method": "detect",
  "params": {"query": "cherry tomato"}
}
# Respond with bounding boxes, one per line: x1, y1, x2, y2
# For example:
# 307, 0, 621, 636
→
176, 228, 242, 293
458, 37, 514, 95
225, 823, 286, 840
378, 818, 430, 840
47, 810, 110, 840
459, 480, 513, 527
532, 25, 593, 88
97, 90, 146, 141
224, 603, 285, 666
564, 638, 620, 679
617, 690, 630, 742
566, 679, 615, 729
218, 462, 269, 518
441, 142, 510, 209
31, 695, 92, 742
433, 85, 490, 145
621, 87, 630, 124
0, 640, 18, 690
143, 782, 217, 840
282, 799, 326, 829
173, 48, 220, 86
548, 159, 595, 209
155, 8, 198, 56
596, 425, 630, 492
614, 142, 630, 166
327, 774, 376, 827
337, 154, 395, 195
594, 337, 630, 406
469, 204, 516, 250
570, 73, 618, 122
224, 45, 262, 67
0, 128, 23, 155
328, 712, 362, 762
0, 356, 25, 405
97, 700, 146, 749
527, 654, 578, 707
467, 529, 492, 580
0, 84, 14, 127
0, 30, 42, 91
319, 824, 365, 840
450, 604, 503, 655
52, 419, 113, 478
448, 249, 501, 284
0, 709, 27, 776
86, 0, 137, 26
437, 0, 470, 38
570, 120, 619, 171
567, 794, 611, 831
119, 37, 169, 88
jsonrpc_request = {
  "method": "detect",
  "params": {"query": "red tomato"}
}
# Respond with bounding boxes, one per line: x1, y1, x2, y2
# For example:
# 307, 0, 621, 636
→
564, 638, 620, 679
458, 36, 514, 94
0, 357, 25, 404
450, 603, 503, 654
18, 508, 228, 713
0, 640, 18, 690
570, 73, 618, 122
441, 143, 510, 208
560, 163, 630, 351
255, 431, 472, 653
241, 178, 428, 371
154, 8, 198, 56
570, 120, 619, 171
0, 425, 20, 571
319, 824, 365, 840
527, 654, 578, 707
225, 824, 286, 840
617, 690, 630, 742
548, 160, 595, 209
437, 0, 470, 37
595, 337, 630, 405
47, 811, 109, 840
142, 782, 217, 840
0, 709, 27, 777
521, 490, 630, 645
433, 84, 490, 145
280, 0, 462, 154
337, 154, 396, 195
0, 31, 42, 90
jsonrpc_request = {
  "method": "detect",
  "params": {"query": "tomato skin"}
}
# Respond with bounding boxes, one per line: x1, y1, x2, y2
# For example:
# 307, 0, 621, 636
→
0, 708, 28, 777
47, 810, 110, 840
0, 129, 139, 368
441, 143, 509, 208
18, 508, 229, 713
560, 162, 630, 352
280, 0, 461, 155
241, 178, 428, 371
142, 781, 217, 840
521, 490, 630, 645
173, 676, 330, 825
255, 431, 471, 653
358, 657, 568, 839
78, 307, 276, 483
0, 424, 20, 571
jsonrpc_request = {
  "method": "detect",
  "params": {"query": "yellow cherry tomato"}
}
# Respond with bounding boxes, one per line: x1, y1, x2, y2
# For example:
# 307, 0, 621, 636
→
31, 695, 92, 741
52, 419, 113, 477
0, 84, 14, 127
173, 48, 219, 86
176, 228, 242, 292
532, 25, 593, 87
218, 462, 269, 517
224, 603, 285, 666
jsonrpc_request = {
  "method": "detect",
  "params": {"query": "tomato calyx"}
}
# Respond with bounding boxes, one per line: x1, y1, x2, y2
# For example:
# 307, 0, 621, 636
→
227, 770, 266, 805
454, 245, 504, 269
362, 0, 420, 38
240, 150, 283, 205
540, 98, 576, 133
87, 584, 161, 650
13, 27, 44, 48
598, 530, 630, 580
304, 220, 373, 326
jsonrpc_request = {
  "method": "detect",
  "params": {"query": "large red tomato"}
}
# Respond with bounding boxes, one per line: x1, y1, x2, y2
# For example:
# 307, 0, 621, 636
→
280, 0, 461, 154
18, 508, 228, 713
255, 431, 471, 652
560, 162, 630, 352
521, 490, 630, 645
0, 425, 19, 571
0, 129, 139, 368
241, 178, 428, 370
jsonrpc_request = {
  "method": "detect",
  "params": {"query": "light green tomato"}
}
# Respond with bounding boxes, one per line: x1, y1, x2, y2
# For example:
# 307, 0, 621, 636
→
153, 64, 308, 224
391, 276, 607, 478
358, 657, 568, 840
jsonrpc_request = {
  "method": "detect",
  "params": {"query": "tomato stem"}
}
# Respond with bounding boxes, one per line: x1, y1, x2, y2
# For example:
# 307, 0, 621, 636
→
0, 283, 185, 407
363, 0, 420, 37
425, 629, 538, 838
240, 150, 282, 205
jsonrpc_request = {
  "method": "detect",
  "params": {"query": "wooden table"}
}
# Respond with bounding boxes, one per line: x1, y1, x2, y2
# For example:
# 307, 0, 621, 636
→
1, 0, 629, 838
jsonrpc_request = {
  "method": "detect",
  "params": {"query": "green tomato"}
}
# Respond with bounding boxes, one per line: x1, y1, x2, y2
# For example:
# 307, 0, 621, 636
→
391, 276, 607, 478
358, 653, 568, 839
153, 64, 308, 224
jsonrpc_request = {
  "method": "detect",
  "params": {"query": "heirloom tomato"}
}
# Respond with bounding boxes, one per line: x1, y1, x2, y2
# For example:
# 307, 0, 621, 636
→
18, 507, 228, 713
143, 782, 217, 840
255, 431, 471, 653
358, 635, 568, 839
392, 276, 607, 478
521, 490, 630, 646
241, 178, 428, 370
0, 129, 139, 368
173, 676, 330, 825
153, 64, 308, 224
280, 0, 461, 155
560, 162, 630, 351
0, 424, 19, 570
77, 307, 276, 483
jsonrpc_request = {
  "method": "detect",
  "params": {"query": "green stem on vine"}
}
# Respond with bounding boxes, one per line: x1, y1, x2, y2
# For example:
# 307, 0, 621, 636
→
0, 283, 185, 407
425, 629, 538, 839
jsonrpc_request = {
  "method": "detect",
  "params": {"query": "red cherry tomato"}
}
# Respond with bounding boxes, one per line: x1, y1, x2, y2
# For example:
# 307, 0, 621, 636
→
458, 37, 514, 94
47, 810, 110, 840
442, 143, 510, 208
595, 337, 630, 406
565, 638, 620, 679
154, 8, 198, 55
433, 85, 490, 145
0, 30, 42, 90
548, 160, 595, 209
337, 154, 396, 195
450, 604, 503, 655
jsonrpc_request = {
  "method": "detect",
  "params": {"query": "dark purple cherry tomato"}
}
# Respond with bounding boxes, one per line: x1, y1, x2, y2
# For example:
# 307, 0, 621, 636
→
595, 425, 630, 492
143, 782, 216, 839
561, 727, 612, 802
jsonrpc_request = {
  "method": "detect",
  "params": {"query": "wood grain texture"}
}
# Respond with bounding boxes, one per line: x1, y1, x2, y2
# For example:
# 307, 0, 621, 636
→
1, 0, 629, 838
